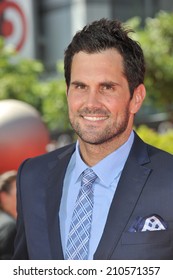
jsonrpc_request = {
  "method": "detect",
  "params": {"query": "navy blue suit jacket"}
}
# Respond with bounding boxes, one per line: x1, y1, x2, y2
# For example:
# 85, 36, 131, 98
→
13, 133, 173, 259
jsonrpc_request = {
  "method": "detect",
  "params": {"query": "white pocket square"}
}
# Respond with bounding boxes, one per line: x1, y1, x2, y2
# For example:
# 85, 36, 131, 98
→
128, 214, 168, 232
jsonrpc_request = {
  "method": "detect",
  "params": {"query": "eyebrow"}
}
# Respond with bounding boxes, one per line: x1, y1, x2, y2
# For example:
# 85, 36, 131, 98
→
71, 81, 86, 86
71, 80, 120, 87
99, 81, 120, 87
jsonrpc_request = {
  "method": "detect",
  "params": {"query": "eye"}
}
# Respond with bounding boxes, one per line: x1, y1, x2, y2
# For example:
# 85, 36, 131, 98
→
100, 83, 115, 92
72, 82, 87, 90
76, 84, 86, 90
102, 85, 113, 90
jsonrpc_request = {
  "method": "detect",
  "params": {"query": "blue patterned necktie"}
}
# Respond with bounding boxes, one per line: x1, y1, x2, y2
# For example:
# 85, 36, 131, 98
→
65, 168, 97, 260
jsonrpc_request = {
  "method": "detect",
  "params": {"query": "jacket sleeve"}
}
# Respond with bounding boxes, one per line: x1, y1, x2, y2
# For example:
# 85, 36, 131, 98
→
12, 160, 29, 260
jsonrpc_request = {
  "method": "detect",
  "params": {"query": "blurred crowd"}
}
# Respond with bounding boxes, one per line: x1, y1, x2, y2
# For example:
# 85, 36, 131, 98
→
0, 132, 73, 260
0, 170, 17, 260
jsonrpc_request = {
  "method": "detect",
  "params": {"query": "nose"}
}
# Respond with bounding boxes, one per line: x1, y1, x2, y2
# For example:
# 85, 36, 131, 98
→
85, 89, 101, 107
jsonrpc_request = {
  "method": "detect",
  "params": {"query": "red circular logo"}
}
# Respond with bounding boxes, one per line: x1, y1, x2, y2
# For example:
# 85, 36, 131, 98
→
0, 1, 27, 51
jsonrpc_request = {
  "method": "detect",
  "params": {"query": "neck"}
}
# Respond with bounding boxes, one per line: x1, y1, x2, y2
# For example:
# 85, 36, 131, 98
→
78, 131, 132, 166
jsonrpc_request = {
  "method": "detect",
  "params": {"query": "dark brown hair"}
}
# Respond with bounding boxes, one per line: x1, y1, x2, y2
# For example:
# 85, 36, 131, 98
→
64, 18, 145, 97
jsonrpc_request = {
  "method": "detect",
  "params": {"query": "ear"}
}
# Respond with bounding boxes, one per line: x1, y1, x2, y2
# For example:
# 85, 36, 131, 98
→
130, 84, 146, 114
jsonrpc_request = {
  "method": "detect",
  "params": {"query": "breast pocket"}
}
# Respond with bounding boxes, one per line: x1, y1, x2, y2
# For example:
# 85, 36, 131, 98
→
122, 220, 173, 245
122, 229, 172, 245
116, 228, 173, 259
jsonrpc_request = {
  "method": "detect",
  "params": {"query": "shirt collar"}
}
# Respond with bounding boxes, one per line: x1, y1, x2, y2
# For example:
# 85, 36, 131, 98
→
73, 131, 134, 187
73, 144, 88, 183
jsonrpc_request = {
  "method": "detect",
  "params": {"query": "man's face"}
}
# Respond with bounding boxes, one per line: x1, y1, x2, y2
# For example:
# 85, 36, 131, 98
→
67, 49, 144, 145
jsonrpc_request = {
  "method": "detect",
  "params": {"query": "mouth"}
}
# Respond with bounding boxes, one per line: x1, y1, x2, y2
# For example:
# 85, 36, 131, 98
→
82, 116, 108, 122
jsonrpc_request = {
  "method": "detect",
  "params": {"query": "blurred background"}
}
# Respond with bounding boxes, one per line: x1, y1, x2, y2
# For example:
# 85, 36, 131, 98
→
0, 0, 173, 173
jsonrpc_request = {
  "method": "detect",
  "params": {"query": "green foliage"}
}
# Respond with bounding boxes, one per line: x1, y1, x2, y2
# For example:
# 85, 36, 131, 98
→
126, 11, 173, 109
0, 37, 68, 132
135, 125, 173, 154
1, 11, 173, 134
40, 79, 69, 131
0, 38, 43, 107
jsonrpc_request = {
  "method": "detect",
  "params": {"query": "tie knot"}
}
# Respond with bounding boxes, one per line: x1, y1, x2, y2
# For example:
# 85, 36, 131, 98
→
81, 168, 97, 187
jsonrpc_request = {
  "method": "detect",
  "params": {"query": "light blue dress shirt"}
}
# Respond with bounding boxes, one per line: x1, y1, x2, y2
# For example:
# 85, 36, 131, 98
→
59, 131, 134, 259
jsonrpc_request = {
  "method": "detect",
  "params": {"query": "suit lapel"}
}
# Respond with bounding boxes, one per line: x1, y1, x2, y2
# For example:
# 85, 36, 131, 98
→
45, 144, 75, 259
43, 134, 152, 260
94, 134, 152, 259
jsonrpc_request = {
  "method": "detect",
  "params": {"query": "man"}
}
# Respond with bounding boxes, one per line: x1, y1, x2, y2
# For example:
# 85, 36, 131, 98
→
0, 170, 17, 259
13, 18, 173, 260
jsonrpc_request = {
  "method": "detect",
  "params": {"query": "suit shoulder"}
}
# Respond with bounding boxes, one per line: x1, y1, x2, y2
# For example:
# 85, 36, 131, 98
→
145, 142, 173, 174
147, 142, 173, 160
18, 143, 76, 172
134, 132, 173, 161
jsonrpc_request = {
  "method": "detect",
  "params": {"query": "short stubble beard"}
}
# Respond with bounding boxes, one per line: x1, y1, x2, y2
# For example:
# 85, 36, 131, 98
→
69, 107, 131, 146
